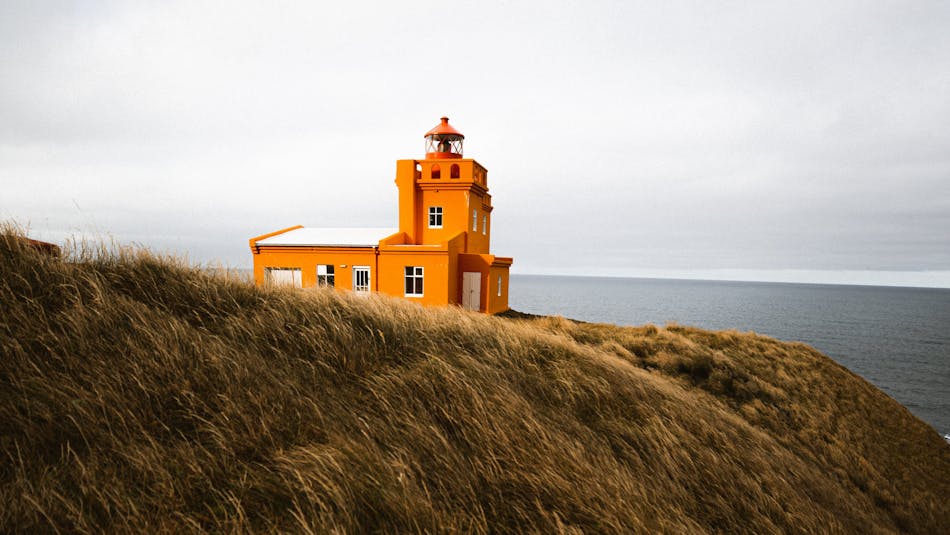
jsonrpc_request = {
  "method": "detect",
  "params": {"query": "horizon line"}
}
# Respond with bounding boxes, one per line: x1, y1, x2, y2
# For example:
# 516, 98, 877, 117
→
509, 269, 950, 290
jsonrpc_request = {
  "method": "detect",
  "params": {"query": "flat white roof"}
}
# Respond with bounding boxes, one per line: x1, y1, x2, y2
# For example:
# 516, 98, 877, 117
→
256, 227, 397, 247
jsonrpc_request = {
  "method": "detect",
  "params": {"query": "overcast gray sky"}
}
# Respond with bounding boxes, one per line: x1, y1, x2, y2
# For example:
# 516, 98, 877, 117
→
2, 1, 949, 287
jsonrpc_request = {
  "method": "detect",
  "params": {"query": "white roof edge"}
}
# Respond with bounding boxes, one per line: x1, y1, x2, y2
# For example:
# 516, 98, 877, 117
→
256, 227, 398, 247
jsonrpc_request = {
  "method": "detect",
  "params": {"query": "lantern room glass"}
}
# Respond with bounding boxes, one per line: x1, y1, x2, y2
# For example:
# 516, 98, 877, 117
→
425, 134, 463, 157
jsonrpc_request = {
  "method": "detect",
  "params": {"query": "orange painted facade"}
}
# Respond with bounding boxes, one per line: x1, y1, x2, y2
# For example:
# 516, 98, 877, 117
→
249, 117, 513, 314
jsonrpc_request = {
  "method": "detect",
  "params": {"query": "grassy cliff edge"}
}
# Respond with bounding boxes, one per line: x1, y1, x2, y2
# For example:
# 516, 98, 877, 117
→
2, 228, 948, 533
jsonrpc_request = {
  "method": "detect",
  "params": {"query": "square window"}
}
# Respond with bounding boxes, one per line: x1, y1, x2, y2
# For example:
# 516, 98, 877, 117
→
317, 264, 335, 287
428, 206, 443, 228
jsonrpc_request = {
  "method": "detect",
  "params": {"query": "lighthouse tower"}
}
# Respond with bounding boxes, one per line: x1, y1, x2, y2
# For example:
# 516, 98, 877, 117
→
394, 117, 494, 255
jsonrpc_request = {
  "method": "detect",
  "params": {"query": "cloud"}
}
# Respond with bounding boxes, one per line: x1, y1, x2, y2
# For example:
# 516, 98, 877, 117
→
2, 1, 949, 284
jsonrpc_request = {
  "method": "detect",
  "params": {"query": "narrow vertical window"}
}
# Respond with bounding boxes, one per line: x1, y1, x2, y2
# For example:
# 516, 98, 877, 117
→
317, 265, 335, 287
428, 206, 443, 228
472, 209, 478, 231
450, 164, 460, 178
497, 276, 502, 296
431, 164, 441, 179
482, 215, 487, 235
404, 266, 424, 296
353, 266, 371, 293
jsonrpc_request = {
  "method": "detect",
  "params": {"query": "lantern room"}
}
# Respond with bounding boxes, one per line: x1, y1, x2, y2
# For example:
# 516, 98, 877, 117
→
424, 116, 464, 159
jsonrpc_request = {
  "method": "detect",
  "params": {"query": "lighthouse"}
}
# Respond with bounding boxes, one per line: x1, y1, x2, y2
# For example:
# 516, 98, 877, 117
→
249, 117, 513, 314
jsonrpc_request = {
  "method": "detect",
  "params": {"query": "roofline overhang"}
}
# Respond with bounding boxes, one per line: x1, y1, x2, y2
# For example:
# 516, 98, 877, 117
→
249, 225, 304, 254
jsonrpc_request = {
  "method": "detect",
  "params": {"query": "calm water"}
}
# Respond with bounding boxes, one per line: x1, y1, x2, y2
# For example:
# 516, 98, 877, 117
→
509, 274, 950, 436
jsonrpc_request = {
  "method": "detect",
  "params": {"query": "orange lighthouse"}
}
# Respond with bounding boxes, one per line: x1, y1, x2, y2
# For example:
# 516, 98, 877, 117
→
249, 117, 513, 313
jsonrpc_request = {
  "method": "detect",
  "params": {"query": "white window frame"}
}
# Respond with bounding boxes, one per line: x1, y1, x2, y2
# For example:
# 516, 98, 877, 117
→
428, 206, 443, 228
265, 267, 302, 288
317, 264, 335, 287
404, 266, 424, 297
472, 209, 478, 231
497, 276, 502, 296
482, 215, 487, 235
353, 266, 371, 293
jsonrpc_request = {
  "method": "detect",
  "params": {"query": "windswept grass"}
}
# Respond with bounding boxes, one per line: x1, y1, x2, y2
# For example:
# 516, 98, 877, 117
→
2, 225, 948, 533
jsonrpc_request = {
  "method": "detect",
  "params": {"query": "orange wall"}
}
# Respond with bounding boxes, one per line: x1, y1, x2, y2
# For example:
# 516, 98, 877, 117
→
487, 265, 511, 314
417, 189, 472, 246
458, 253, 511, 313
466, 190, 492, 254
417, 160, 488, 186
378, 232, 466, 306
395, 160, 420, 242
396, 157, 493, 254
252, 240, 476, 301
252, 247, 378, 290
377, 250, 451, 305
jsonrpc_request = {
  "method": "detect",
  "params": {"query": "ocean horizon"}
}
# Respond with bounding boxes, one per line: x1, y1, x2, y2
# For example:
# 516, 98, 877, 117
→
509, 273, 950, 437
510, 268, 950, 290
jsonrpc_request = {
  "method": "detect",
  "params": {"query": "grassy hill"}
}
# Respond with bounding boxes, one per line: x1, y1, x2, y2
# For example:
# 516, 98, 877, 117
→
2, 226, 948, 533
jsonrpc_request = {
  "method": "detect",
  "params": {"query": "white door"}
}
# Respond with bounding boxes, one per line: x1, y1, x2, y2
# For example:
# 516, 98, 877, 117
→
353, 266, 371, 294
462, 272, 481, 311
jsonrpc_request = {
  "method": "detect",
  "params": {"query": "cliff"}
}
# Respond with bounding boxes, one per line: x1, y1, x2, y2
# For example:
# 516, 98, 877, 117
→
2, 227, 948, 533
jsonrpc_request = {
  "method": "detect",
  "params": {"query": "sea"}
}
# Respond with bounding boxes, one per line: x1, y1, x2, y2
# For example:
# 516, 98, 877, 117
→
509, 274, 950, 437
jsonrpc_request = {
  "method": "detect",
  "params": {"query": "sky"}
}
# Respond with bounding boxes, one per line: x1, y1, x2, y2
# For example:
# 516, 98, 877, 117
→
2, 1, 949, 287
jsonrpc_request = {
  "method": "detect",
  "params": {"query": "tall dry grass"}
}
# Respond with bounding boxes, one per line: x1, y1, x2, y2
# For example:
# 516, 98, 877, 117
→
2, 224, 948, 533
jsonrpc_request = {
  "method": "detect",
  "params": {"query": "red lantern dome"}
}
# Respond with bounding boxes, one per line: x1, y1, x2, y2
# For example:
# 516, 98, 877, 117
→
424, 117, 464, 159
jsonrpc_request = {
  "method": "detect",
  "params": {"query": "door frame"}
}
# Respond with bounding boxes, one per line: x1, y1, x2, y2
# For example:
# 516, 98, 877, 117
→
462, 271, 481, 311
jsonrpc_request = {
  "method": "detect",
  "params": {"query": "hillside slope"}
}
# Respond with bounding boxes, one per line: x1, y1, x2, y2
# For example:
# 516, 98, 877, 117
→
2, 228, 948, 533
